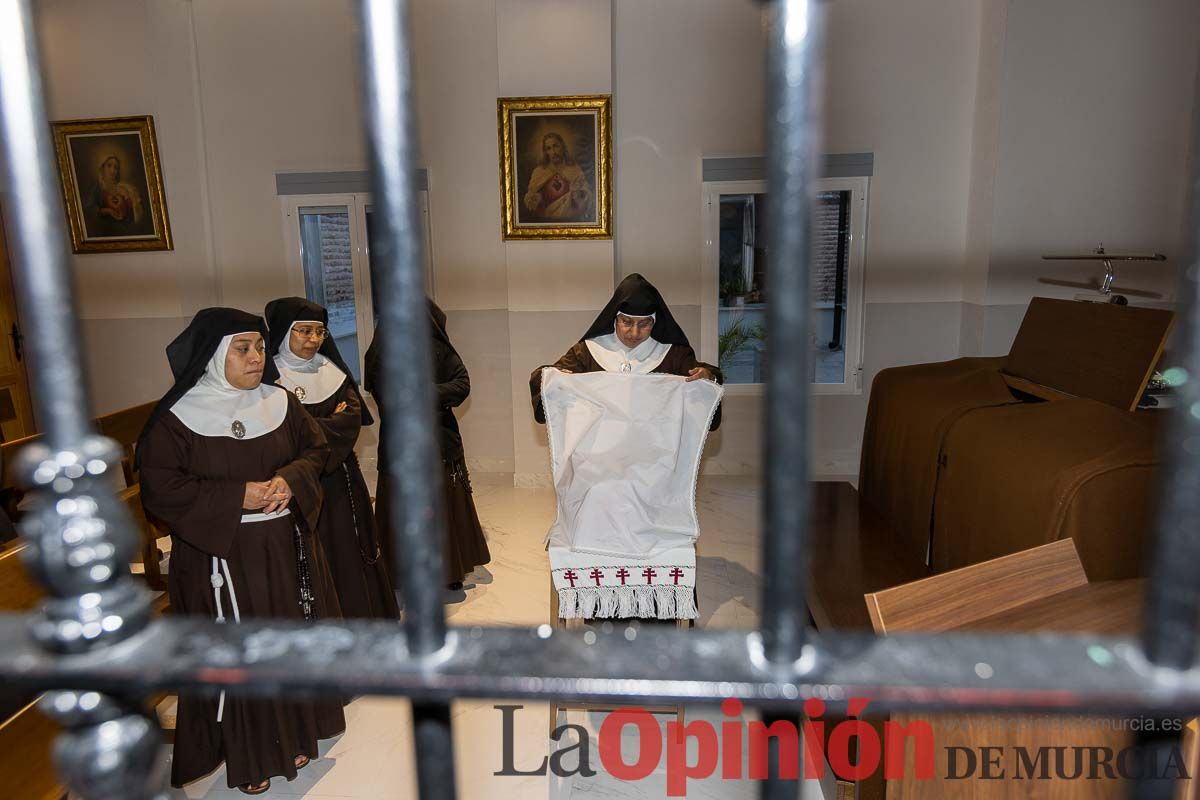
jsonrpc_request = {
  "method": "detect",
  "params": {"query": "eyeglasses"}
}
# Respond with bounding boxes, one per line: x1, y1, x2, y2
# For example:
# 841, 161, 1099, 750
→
292, 326, 330, 340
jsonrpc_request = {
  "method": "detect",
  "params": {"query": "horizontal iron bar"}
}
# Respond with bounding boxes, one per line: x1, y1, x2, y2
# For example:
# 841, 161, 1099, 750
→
0, 615, 1196, 717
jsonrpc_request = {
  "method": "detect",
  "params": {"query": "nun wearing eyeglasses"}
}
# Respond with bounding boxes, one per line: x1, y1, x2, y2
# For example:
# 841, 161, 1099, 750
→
266, 297, 399, 620
530, 273, 724, 428
137, 307, 344, 795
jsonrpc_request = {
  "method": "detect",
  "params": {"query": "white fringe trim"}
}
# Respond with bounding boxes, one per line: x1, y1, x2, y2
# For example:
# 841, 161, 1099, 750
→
557, 585, 697, 620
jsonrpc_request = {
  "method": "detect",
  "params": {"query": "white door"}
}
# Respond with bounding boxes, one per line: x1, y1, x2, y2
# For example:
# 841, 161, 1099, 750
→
282, 191, 434, 380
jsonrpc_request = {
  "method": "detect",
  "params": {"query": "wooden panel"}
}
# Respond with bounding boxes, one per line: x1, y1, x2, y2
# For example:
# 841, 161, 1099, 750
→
1002, 297, 1174, 411
865, 539, 1087, 634
0, 210, 36, 442
999, 374, 1074, 403
1, 400, 155, 494
1179, 721, 1199, 800
0, 698, 63, 800
965, 580, 1142, 635
96, 401, 155, 485
0, 540, 41, 611
886, 714, 1129, 800
874, 545, 1149, 799
807, 482, 929, 631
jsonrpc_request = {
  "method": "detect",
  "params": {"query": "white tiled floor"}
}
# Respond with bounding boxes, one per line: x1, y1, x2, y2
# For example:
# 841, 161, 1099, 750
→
168, 475, 830, 799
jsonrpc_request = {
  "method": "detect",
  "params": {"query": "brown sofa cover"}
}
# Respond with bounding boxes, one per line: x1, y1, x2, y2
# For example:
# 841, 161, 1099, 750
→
930, 397, 1161, 580
858, 357, 1018, 560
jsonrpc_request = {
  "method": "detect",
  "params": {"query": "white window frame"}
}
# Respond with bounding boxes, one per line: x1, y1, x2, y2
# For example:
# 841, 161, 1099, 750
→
280, 191, 434, 378
700, 176, 869, 395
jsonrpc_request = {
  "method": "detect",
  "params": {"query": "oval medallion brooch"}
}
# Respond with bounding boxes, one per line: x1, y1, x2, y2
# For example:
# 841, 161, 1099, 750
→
294, 386, 307, 401
231, 420, 246, 439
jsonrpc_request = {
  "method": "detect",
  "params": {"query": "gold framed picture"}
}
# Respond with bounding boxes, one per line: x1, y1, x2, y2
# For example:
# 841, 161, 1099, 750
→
497, 94, 612, 240
50, 115, 173, 253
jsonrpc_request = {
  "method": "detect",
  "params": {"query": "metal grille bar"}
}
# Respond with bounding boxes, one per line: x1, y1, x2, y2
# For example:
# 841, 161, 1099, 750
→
3, 619, 1200, 716
761, 0, 824, 669
0, 0, 1197, 798
357, 2, 455, 798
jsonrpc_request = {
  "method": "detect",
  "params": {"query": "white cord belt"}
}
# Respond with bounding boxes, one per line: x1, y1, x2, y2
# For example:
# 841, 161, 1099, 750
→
240, 508, 291, 523
210, 556, 242, 722
211, 508, 291, 720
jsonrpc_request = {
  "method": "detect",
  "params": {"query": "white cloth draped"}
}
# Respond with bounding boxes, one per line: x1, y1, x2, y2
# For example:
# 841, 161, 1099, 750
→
541, 369, 723, 619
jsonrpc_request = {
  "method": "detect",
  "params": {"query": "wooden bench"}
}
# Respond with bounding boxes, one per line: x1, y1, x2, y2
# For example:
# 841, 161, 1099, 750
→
0, 402, 167, 799
0, 402, 166, 587
0, 541, 62, 800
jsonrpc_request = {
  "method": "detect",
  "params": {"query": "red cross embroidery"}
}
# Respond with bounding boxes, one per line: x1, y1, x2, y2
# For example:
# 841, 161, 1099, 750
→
563, 569, 578, 588
615, 568, 630, 585
642, 567, 657, 584
669, 567, 685, 585
590, 568, 604, 586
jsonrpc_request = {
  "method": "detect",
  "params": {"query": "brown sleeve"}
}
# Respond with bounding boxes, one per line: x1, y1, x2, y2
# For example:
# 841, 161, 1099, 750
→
314, 380, 361, 474
529, 343, 591, 424
275, 395, 331, 532
436, 342, 471, 408
671, 345, 724, 432
138, 416, 245, 559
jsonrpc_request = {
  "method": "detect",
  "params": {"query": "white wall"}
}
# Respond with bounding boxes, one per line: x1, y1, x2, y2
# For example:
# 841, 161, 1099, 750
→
971, 0, 1200, 353
613, 0, 765, 310
33, 0, 1200, 479
192, 0, 366, 311
824, 0, 984, 306
35, 0, 217, 412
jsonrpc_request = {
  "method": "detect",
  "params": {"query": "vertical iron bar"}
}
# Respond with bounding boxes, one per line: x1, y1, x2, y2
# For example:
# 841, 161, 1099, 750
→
356, 0, 448, 656
760, 4, 826, 795
761, 0, 826, 666
356, 2, 456, 798
1141, 82, 1200, 671
0, 0, 90, 449
0, 1, 162, 798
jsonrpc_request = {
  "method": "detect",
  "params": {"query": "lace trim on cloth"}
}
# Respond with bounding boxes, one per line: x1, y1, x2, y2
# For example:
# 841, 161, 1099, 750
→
549, 546, 698, 620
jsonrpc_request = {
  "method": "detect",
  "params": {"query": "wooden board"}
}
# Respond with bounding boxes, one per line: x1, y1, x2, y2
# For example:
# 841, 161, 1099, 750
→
1002, 297, 1174, 411
0, 698, 63, 800
865, 539, 1087, 634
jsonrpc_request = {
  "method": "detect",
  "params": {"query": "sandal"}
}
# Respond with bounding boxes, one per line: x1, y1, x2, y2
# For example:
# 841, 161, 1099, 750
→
295, 754, 310, 770
239, 779, 270, 795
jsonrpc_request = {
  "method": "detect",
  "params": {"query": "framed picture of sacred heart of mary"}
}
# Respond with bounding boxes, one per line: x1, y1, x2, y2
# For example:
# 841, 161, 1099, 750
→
51, 115, 173, 254
497, 94, 612, 240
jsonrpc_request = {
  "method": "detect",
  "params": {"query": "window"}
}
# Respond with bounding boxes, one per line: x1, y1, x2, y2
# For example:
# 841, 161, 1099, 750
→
701, 177, 868, 393
281, 191, 434, 380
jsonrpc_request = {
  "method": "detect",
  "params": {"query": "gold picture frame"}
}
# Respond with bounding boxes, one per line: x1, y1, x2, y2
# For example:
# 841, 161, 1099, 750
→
51, 115, 173, 253
497, 94, 612, 240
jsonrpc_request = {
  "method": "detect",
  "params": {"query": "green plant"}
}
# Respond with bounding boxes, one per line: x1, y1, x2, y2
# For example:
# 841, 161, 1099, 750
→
718, 319, 766, 370
719, 270, 747, 299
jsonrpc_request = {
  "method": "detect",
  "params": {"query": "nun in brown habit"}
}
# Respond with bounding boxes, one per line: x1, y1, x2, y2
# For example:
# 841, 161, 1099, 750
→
137, 308, 345, 795
364, 300, 491, 589
266, 297, 399, 620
